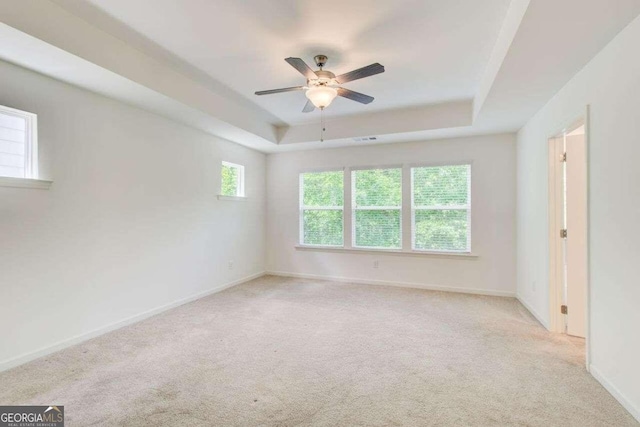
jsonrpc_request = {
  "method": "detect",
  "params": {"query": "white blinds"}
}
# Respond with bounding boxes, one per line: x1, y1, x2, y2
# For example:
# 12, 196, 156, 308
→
300, 170, 344, 246
412, 165, 470, 252
298, 165, 471, 252
0, 111, 27, 178
352, 168, 402, 249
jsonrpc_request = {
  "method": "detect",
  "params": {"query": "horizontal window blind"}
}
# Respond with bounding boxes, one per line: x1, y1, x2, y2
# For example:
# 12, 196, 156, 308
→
412, 165, 470, 252
352, 168, 402, 249
300, 170, 344, 246
0, 111, 28, 178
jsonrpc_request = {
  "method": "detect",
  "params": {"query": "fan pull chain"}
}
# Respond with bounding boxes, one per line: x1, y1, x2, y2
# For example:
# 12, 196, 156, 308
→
320, 107, 325, 142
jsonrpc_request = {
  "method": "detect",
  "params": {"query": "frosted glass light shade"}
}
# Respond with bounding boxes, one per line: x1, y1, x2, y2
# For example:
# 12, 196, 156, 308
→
305, 86, 338, 109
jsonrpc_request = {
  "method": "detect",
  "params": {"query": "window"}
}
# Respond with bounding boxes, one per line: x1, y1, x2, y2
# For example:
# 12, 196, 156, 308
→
298, 164, 472, 254
352, 168, 402, 249
412, 164, 470, 252
300, 170, 344, 246
0, 105, 38, 179
220, 161, 244, 197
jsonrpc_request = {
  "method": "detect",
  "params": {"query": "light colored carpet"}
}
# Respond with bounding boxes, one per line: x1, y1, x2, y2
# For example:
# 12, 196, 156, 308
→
0, 275, 636, 426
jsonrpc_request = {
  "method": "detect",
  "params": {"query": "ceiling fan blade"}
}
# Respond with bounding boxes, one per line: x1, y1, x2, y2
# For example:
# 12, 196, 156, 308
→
335, 63, 385, 84
337, 87, 374, 104
285, 57, 318, 80
302, 99, 315, 113
255, 86, 305, 95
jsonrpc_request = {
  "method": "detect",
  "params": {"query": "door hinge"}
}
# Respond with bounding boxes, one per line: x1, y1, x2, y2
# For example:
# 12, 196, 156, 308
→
562, 152, 567, 162
560, 229, 568, 238
561, 305, 568, 314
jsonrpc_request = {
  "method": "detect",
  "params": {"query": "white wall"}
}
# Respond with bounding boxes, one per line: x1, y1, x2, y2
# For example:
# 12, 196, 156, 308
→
267, 134, 516, 296
516, 15, 640, 420
0, 60, 266, 370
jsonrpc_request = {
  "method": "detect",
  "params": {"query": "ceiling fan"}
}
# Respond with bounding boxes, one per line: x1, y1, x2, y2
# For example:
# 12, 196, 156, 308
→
255, 55, 385, 112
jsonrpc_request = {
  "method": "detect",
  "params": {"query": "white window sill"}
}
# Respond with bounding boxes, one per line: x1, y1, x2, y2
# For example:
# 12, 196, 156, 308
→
295, 245, 478, 259
217, 195, 247, 201
0, 177, 52, 190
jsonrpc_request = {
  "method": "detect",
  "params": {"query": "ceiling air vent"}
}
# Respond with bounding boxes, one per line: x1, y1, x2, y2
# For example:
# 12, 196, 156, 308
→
352, 136, 378, 142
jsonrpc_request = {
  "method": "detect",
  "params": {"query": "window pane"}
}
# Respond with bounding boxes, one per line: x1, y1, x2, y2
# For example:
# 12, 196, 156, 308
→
413, 165, 469, 206
354, 168, 401, 207
303, 210, 343, 246
300, 171, 344, 246
0, 112, 27, 179
355, 210, 401, 248
221, 164, 238, 196
302, 171, 343, 207
414, 209, 468, 251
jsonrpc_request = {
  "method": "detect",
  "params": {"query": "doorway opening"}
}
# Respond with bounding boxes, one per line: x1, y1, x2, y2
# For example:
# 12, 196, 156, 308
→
548, 114, 589, 365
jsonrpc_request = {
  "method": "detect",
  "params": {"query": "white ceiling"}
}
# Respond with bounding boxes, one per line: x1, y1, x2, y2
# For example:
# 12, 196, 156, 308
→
1, 0, 640, 152
57, 0, 511, 125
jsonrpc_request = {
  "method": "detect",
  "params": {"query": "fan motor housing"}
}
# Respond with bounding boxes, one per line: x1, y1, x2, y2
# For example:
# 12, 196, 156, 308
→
314, 70, 336, 80
309, 55, 337, 86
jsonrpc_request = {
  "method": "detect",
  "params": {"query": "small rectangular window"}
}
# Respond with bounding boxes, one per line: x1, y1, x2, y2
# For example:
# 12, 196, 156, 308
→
411, 164, 471, 252
299, 170, 344, 246
220, 161, 244, 197
352, 168, 402, 249
0, 105, 38, 179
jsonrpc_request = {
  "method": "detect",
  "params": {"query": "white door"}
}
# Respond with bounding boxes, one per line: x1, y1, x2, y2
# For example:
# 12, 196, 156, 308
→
565, 131, 587, 337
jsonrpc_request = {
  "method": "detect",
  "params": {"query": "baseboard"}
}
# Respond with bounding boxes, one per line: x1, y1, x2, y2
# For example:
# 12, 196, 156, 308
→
266, 270, 516, 298
516, 295, 550, 329
0, 271, 266, 373
590, 364, 640, 423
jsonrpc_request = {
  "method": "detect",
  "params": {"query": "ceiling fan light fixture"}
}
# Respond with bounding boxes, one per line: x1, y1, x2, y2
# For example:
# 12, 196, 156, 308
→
305, 85, 338, 109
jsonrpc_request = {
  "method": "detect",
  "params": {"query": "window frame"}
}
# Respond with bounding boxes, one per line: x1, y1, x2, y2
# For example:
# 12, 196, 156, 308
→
220, 161, 245, 198
0, 104, 38, 179
296, 162, 474, 257
299, 168, 345, 248
351, 165, 403, 250
410, 162, 472, 253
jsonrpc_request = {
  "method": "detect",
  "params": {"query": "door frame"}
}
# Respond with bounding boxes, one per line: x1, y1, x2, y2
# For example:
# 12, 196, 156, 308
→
547, 105, 591, 369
